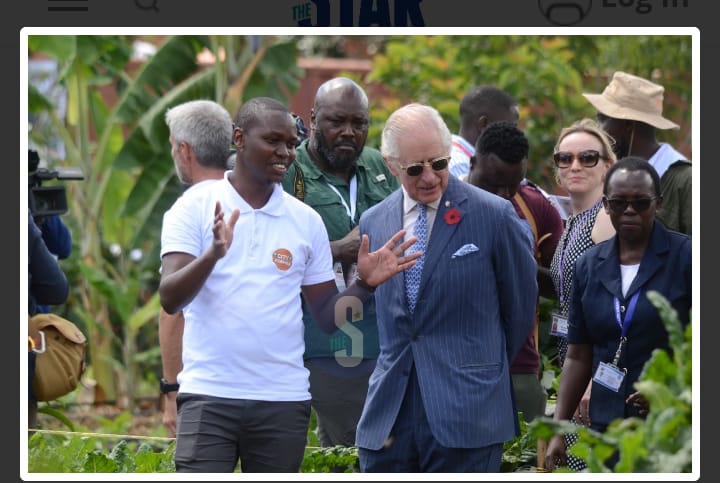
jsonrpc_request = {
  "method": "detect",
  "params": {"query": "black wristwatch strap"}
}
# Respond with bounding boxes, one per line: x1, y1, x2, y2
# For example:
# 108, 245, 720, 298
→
355, 277, 376, 293
160, 377, 180, 394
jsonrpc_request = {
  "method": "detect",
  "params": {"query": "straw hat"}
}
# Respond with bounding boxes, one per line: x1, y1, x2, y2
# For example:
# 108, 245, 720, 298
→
582, 71, 679, 130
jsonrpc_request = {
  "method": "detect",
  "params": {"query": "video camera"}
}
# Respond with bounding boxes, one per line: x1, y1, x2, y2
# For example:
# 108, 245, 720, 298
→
28, 149, 84, 218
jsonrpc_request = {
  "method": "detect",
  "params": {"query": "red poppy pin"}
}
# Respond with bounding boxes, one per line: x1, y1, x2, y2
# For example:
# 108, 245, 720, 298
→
444, 208, 461, 225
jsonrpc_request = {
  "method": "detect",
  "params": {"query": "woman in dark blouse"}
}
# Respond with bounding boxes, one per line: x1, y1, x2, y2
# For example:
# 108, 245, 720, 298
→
544, 157, 691, 470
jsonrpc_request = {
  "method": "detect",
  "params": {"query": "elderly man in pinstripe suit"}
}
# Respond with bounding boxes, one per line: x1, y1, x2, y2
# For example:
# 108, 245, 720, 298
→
356, 103, 537, 472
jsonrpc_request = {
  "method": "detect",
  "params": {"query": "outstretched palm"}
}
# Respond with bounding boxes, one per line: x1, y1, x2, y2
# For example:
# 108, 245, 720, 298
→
357, 230, 422, 287
212, 201, 240, 259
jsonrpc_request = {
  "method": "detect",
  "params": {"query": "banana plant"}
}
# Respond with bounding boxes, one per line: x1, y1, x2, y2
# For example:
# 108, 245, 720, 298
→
27, 34, 302, 407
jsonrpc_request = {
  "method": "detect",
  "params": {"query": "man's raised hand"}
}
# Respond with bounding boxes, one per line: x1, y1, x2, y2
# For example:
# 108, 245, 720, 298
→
357, 230, 422, 288
212, 201, 240, 259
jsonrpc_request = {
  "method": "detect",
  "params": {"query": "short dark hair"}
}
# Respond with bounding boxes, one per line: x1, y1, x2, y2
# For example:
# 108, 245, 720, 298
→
604, 156, 662, 196
475, 121, 528, 165
234, 97, 289, 131
459, 86, 516, 122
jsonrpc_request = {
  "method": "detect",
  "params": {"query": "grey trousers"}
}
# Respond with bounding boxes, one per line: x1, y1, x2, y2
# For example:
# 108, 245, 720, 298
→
511, 373, 548, 422
305, 358, 372, 447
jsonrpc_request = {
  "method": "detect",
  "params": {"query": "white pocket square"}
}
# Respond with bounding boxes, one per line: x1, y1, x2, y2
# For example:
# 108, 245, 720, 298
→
451, 243, 479, 259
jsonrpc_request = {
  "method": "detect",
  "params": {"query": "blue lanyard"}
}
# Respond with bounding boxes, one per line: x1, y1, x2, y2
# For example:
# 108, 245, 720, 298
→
611, 291, 641, 366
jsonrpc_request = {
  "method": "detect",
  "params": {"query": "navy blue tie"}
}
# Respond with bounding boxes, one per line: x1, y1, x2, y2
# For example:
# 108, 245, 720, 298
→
405, 204, 427, 314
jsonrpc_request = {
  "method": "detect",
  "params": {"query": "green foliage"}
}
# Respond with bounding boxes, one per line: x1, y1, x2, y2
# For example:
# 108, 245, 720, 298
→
37, 404, 77, 431
530, 291, 692, 473
300, 408, 361, 472
365, 35, 691, 192
300, 445, 360, 473
27, 406, 580, 473
538, 296, 561, 398
29, 433, 98, 472
501, 414, 538, 472
91, 411, 134, 436
28, 35, 302, 405
299, 410, 539, 473
28, 433, 176, 473
306, 406, 320, 448
366, 35, 588, 189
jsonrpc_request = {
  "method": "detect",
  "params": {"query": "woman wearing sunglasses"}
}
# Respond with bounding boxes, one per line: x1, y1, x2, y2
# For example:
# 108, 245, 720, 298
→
548, 118, 617, 471
544, 157, 691, 471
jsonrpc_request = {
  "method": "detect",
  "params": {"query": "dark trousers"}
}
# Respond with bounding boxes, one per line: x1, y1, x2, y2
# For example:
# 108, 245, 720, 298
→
359, 366, 503, 472
511, 373, 548, 422
305, 358, 372, 447
174, 393, 310, 473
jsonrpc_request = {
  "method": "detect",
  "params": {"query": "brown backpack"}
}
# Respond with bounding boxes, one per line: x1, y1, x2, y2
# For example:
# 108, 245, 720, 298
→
29, 313, 87, 402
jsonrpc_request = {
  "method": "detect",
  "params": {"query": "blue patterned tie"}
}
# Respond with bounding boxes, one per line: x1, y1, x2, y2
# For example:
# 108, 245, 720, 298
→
405, 203, 427, 314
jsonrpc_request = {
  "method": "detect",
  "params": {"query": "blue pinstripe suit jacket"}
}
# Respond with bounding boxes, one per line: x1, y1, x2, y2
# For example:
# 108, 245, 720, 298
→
356, 176, 538, 450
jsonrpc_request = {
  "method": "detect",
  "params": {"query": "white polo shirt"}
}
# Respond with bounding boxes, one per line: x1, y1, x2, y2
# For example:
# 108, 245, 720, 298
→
161, 174, 334, 401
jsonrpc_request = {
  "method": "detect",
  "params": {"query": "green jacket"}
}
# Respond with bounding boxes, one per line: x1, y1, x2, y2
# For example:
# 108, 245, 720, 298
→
282, 140, 399, 360
657, 160, 692, 236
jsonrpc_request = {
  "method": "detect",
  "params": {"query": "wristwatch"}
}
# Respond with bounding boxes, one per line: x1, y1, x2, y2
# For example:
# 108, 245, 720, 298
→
159, 377, 180, 394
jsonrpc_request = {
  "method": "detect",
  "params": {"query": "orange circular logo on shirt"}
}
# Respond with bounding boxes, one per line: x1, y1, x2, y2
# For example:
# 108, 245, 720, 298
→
272, 248, 293, 271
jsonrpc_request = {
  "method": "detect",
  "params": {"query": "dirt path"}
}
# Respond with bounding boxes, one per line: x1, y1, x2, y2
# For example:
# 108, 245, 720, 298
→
35, 397, 167, 442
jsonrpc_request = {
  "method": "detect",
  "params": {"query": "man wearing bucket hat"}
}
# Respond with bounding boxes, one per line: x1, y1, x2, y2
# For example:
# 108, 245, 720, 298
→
583, 71, 691, 235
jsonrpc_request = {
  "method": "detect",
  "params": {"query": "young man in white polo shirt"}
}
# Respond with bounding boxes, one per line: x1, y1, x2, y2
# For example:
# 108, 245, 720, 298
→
159, 97, 418, 473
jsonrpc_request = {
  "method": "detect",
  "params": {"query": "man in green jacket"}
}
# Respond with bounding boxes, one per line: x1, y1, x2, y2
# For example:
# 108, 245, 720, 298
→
282, 77, 398, 447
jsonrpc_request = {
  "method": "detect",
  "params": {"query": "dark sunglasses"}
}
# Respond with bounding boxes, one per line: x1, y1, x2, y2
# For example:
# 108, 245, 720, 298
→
398, 156, 450, 177
553, 149, 602, 168
603, 197, 658, 213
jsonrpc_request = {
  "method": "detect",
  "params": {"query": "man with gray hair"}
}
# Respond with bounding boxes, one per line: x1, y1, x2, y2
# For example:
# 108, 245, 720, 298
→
158, 99, 233, 437
356, 103, 537, 472
164, 99, 233, 186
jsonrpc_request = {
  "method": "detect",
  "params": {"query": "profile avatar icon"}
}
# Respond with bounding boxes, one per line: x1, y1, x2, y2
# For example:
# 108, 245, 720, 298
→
538, 0, 592, 26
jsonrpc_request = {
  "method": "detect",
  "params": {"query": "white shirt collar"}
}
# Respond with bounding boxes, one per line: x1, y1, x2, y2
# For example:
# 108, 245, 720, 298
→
401, 186, 441, 215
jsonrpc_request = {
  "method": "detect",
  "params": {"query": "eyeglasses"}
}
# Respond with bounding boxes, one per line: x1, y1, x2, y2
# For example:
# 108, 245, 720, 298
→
398, 156, 450, 177
603, 197, 658, 213
553, 149, 602, 168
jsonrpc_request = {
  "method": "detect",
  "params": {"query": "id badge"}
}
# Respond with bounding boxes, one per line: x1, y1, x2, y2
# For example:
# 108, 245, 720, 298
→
550, 311, 569, 337
334, 262, 346, 291
345, 262, 359, 286
593, 361, 625, 392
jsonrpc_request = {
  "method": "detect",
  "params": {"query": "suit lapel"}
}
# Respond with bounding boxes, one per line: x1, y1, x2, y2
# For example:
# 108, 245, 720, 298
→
380, 190, 404, 242
418, 177, 467, 295
383, 190, 407, 295
625, 222, 668, 298
596, 240, 623, 300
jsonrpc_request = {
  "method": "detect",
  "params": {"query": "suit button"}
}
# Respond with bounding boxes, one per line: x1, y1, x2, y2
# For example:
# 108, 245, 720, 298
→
411, 334, 418, 341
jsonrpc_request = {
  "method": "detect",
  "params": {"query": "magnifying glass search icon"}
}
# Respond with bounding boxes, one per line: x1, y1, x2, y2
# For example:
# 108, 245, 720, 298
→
135, 0, 159, 12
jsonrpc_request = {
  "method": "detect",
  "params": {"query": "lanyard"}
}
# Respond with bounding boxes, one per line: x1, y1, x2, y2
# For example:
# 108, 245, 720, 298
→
325, 175, 358, 224
558, 199, 602, 307
610, 291, 641, 366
